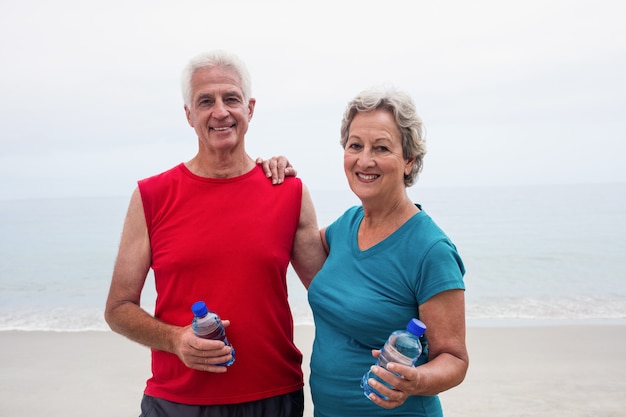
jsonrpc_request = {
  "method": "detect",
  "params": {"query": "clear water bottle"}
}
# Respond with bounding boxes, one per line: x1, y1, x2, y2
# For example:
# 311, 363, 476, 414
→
191, 301, 235, 366
361, 318, 427, 400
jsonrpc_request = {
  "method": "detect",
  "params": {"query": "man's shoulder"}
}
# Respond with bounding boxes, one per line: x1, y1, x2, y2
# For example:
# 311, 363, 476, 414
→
139, 163, 184, 184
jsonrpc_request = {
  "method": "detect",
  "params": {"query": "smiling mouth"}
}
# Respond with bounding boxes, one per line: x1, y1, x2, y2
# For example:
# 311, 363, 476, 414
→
211, 125, 234, 131
357, 173, 379, 180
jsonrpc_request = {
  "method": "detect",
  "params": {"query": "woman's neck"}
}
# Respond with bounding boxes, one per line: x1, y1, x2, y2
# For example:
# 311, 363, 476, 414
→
358, 196, 419, 250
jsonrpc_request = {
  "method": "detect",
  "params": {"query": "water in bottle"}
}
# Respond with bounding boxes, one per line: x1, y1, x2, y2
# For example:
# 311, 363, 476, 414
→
361, 318, 426, 400
191, 301, 235, 366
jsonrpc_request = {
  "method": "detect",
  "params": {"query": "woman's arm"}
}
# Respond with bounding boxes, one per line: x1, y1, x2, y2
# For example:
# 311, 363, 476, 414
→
366, 289, 469, 408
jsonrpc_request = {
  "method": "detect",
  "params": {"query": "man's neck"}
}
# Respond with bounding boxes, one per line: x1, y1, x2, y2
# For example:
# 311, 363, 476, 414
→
185, 153, 256, 178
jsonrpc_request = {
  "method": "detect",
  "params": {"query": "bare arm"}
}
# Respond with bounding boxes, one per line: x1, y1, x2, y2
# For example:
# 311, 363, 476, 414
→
290, 184, 327, 289
367, 289, 469, 408
104, 188, 232, 372
320, 227, 329, 254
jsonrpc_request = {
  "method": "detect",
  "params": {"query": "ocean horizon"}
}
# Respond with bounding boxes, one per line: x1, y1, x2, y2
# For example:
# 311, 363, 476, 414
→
1, 182, 625, 331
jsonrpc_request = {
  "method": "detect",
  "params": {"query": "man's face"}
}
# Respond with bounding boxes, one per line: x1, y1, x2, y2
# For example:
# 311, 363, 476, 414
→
184, 66, 256, 153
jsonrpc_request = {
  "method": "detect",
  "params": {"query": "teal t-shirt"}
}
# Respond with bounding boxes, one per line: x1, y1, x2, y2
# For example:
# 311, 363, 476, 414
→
308, 206, 465, 417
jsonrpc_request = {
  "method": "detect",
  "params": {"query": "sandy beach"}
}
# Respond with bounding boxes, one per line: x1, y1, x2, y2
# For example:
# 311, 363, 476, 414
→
1, 324, 624, 417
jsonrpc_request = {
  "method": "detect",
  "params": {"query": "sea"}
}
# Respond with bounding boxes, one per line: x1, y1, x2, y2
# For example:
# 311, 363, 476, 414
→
1, 182, 625, 331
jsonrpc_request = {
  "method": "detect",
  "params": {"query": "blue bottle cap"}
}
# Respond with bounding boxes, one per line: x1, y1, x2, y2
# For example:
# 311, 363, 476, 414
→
191, 301, 208, 317
406, 318, 427, 337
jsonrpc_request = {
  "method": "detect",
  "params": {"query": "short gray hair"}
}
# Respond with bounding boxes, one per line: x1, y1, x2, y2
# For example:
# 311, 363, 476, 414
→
340, 87, 426, 187
181, 50, 252, 107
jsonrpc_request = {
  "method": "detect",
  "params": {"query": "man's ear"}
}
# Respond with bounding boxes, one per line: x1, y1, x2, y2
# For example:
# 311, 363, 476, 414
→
184, 105, 193, 127
247, 98, 256, 121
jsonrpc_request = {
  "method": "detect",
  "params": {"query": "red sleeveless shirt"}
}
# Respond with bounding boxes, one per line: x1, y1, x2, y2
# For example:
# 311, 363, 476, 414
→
139, 163, 303, 405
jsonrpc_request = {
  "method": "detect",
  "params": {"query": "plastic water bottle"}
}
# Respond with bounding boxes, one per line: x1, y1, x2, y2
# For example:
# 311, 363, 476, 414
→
191, 301, 235, 366
361, 318, 427, 400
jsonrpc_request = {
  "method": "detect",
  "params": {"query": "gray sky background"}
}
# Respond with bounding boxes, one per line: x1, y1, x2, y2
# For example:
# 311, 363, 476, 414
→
1, 0, 625, 200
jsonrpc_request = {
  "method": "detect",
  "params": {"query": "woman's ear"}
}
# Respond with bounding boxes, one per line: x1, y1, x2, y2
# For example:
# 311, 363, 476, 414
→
405, 157, 416, 176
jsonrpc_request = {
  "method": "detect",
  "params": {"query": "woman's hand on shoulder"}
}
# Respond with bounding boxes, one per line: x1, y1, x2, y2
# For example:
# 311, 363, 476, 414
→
255, 156, 297, 184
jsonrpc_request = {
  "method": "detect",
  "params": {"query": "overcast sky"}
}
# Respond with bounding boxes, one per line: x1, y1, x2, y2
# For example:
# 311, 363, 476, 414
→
1, 0, 625, 200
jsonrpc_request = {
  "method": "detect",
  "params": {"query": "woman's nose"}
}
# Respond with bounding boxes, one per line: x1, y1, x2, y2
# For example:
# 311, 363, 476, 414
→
357, 150, 376, 167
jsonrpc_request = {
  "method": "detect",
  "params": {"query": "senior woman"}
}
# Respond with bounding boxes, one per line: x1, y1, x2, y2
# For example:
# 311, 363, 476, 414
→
307, 87, 468, 417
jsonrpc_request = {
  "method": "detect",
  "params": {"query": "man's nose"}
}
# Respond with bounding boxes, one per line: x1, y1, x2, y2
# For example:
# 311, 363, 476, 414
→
213, 100, 229, 118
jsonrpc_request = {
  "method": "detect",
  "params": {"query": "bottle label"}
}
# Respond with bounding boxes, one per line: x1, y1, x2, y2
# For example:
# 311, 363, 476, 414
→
192, 314, 222, 339
378, 336, 418, 368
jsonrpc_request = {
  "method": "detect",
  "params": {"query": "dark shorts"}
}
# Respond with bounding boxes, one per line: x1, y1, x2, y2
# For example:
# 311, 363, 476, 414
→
139, 389, 304, 417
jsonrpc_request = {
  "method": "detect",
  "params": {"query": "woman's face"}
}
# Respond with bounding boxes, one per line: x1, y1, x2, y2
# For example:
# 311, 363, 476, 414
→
343, 109, 414, 203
